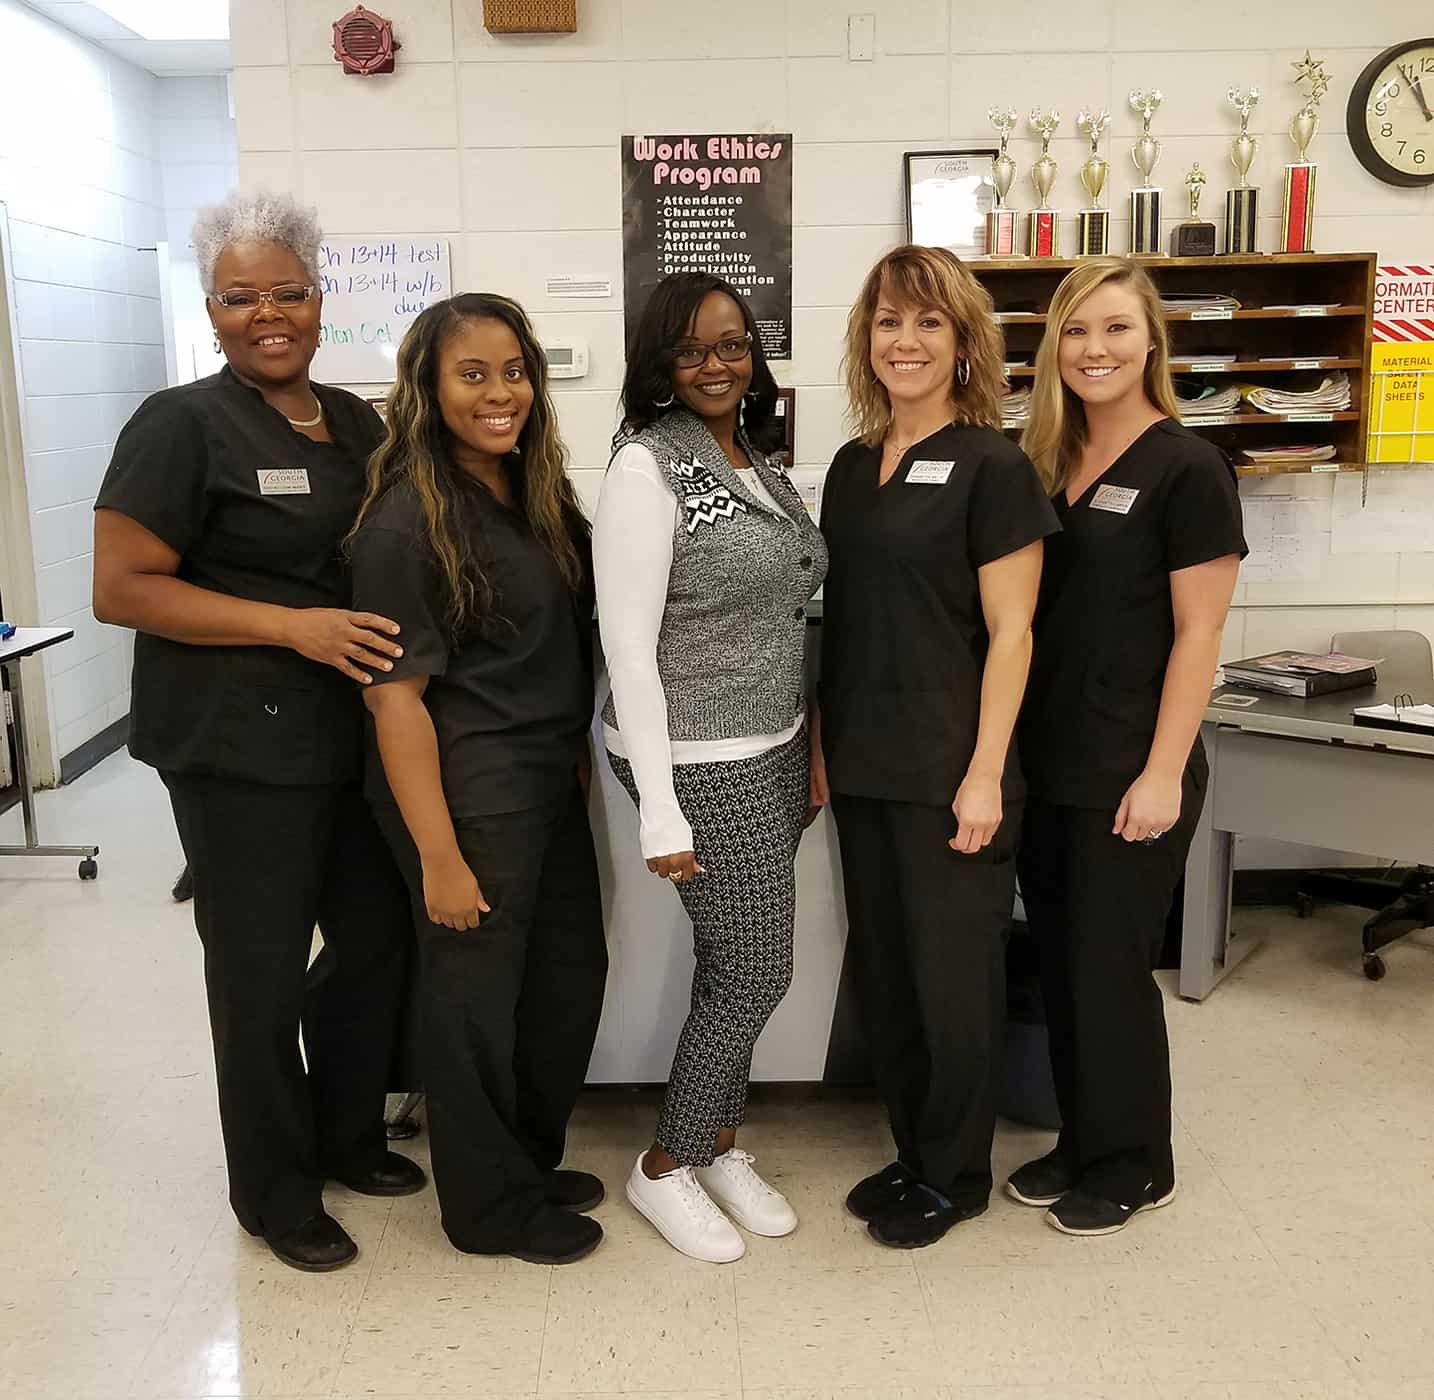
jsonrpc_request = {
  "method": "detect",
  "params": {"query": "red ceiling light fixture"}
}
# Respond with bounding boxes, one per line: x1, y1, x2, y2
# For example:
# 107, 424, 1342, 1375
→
332, 5, 401, 74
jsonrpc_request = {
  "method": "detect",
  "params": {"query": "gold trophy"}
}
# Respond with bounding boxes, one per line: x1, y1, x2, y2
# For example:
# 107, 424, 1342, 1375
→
1128, 88, 1163, 254
1027, 108, 1061, 258
1224, 85, 1261, 254
985, 107, 1019, 256
1077, 108, 1111, 256
1281, 51, 1329, 252
1171, 162, 1217, 256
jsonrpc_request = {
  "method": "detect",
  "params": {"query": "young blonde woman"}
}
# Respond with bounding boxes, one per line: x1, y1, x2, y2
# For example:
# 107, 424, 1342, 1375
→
349, 293, 608, 1265
816, 245, 1058, 1250
1011, 257, 1245, 1236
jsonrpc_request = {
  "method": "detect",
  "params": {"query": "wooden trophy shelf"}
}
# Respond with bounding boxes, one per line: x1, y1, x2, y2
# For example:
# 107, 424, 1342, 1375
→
971, 251, 1377, 476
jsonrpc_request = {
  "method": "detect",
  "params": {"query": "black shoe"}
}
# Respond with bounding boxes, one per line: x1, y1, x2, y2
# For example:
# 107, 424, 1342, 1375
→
845, 1161, 917, 1222
546, 1168, 605, 1213
1005, 1149, 1078, 1208
265, 1212, 357, 1272
336, 1151, 427, 1197
1046, 1180, 1177, 1236
476, 1202, 603, 1265
171, 864, 193, 902
867, 1184, 987, 1250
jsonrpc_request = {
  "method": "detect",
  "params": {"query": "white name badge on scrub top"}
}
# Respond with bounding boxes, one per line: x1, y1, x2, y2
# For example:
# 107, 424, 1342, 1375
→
257, 468, 311, 496
906, 459, 955, 485
1090, 484, 1139, 514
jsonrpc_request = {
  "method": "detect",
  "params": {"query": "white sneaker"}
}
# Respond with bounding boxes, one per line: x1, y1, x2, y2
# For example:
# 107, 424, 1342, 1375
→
695, 1149, 798, 1237
625, 1152, 746, 1263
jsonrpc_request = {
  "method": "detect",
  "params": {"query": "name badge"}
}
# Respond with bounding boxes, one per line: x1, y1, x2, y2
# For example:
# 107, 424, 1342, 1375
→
257, 468, 311, 496
906, 459, 954, 486
1090, 484, 1139, 514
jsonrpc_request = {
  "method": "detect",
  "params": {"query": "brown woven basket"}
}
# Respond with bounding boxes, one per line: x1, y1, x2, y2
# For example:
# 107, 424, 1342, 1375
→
482, 0, 576, 33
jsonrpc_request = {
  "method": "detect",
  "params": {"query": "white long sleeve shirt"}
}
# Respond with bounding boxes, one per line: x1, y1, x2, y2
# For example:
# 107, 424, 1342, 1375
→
592, 441, 804, 859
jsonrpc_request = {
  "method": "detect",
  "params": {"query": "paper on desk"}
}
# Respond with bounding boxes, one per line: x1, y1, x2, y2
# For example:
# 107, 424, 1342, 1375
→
1331, 472, 1434, 556
1352, 702, 1434, 729
1240, 496, 1325, 583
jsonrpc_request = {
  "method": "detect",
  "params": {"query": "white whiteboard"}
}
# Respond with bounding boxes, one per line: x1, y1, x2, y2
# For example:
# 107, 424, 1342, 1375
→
312, 234, 451, 384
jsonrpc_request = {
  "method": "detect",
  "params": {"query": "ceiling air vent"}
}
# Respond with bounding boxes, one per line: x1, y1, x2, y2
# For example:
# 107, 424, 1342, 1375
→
332, 6, 401, 74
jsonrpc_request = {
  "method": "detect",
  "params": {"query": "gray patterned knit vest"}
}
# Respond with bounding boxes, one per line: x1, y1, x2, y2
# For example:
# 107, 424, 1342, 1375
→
601, 407, 828, 742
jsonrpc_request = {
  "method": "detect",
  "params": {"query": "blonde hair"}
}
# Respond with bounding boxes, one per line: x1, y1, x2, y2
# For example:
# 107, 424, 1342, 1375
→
842, 244, 1004, 445
1020, 258, 1180, 494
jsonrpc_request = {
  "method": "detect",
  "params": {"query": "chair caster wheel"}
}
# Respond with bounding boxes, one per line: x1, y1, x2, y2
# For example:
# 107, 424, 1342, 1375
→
1294, 894, 1315, 919
1362, 954, 1386, 982
78, 858, 98, 881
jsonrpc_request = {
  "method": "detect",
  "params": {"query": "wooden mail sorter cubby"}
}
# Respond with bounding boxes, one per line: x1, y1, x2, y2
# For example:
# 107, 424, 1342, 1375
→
972, 252, 1377, 475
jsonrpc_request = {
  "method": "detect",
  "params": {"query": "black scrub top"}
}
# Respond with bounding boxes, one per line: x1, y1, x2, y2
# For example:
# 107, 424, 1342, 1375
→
350, 478, 595, 820
819, 423, 1060, 807
94, 366, 385, 786
1018, 417, 1248, 809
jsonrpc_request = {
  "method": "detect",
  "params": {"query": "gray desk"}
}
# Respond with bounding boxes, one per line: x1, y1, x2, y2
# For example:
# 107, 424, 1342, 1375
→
0, 628, 100, 878
1180, 662, 1434, 999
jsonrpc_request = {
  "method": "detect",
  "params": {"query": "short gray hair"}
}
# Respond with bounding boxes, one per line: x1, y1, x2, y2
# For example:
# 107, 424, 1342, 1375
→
192, 190, 323, 294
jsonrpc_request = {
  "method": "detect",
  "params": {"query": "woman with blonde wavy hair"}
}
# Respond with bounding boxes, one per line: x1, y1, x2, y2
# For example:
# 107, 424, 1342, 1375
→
1008, 258, 1245, 1236
348, 293, 609, 1266
816, 244, 1058, 1250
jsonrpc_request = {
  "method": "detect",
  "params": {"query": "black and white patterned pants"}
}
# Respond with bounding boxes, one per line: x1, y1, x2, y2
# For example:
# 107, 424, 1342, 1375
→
608, 724, 809, 1167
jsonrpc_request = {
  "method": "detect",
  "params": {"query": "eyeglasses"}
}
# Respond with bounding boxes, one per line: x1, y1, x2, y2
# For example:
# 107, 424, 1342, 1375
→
210, 284, 316, 311
670, 332, 753, 370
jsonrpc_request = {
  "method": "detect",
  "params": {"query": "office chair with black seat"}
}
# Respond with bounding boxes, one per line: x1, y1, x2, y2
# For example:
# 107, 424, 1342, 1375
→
1295, 629, 1434, 981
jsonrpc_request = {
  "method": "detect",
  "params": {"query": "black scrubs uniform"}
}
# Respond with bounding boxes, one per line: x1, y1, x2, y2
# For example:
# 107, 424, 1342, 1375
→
1017, 417, 1246, 1203
94, 366, 412, 1241
820, 423, 1059, 1209
350, 478, 608, 1254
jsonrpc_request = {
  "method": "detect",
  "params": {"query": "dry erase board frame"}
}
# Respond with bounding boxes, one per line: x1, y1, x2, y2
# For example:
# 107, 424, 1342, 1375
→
312, 235, 451, 384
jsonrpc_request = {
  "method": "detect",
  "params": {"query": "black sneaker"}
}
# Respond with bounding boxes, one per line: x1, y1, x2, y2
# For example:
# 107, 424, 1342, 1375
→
1005, 1149, 1078, 1207
867, 1184, 987, 1249
845, 1161, 916, 1222
547, 1168, 605, 1213
476, 1202, 604, 1265
1046, 1180, 1177, 1236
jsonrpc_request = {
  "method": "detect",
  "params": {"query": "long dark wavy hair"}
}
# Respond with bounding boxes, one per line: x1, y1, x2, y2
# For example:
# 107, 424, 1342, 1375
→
350, 293, 587, 637
617, 272, 782, 452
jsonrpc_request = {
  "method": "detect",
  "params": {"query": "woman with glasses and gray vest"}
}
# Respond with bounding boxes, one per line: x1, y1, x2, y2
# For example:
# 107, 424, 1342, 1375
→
593, 273, 827, 1263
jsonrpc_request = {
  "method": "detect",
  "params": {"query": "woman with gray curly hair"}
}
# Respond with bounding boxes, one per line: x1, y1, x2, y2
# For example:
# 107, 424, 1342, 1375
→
92, 190, 425, 1272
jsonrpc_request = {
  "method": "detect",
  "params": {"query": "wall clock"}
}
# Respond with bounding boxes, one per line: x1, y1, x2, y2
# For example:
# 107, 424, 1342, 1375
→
1346, 37, 1434, 186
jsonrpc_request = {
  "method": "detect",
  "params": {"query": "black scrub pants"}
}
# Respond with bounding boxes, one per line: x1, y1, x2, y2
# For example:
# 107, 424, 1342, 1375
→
1015, 766, 1205, 1203
372, 783, 608, 1254
830, 793, 1020, 1212
163, 772, 411, 1240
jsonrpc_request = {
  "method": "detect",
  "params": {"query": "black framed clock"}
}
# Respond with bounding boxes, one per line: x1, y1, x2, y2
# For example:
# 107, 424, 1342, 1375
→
1347, 37, 1434, 186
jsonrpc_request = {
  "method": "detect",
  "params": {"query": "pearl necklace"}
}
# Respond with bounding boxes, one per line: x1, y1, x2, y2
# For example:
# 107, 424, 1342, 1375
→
286, 396, 324, 429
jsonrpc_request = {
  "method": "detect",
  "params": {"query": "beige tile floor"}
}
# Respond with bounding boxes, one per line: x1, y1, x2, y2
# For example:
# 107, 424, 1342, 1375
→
2, 752, 1432, 1400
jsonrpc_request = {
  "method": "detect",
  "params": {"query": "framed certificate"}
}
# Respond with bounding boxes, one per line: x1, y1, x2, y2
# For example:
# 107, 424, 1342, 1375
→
903, 149, 999, 257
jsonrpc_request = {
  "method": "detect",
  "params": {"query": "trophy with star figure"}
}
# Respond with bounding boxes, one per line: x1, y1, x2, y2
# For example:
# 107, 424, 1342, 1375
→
1281, 51, 1330, 252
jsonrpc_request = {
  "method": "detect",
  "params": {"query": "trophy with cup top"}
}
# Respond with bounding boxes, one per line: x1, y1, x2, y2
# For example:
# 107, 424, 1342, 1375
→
1281, 51, 1329, 252
1026, 108, 1061, 258
985, 107, 1020, 256
1076, 108, 1112, 256
1128, 89, 1164, 254
1224, 85, 1261, 254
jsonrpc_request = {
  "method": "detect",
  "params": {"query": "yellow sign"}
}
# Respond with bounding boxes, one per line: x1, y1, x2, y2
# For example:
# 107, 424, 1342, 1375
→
1369, 342, 1434, 464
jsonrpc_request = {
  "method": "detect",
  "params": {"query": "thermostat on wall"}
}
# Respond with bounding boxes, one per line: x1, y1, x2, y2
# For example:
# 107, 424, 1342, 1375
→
544, 337, 588, 379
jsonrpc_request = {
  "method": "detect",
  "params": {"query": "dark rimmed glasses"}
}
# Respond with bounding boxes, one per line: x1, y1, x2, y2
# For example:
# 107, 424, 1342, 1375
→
670, 331, 753, 370
209, 284, 316, 311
